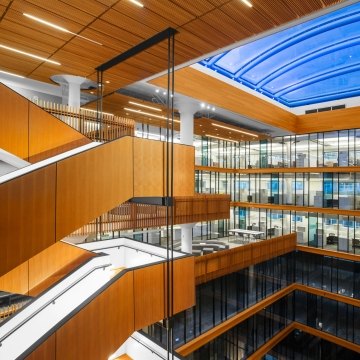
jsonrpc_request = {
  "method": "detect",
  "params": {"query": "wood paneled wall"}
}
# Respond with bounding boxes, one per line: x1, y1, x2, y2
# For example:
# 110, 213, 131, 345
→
1, 136, 195, 276
195, 234, 296, 285
133, 137, 164, 197
174, 194, 230, 224
171, 143, 195, 196
296, 106, 360, 134
0, 83, 91, 162
25, 256, 195, 360
0, 83, 29, 159
0, 241, 94, 295
72, 194, 230, 236
0, 165, 57, 277
55, 137, 134, 240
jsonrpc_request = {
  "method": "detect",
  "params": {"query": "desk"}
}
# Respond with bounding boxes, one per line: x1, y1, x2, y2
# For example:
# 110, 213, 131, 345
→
228, 229, 265, 241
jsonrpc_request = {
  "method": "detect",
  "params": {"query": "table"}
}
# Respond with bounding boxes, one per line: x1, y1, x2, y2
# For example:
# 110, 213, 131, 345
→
228, 229, 265, 242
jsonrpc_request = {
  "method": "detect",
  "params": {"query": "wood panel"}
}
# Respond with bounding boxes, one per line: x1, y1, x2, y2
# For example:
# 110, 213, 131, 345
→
0, 261, 28, 295
174, 194, 230, 224
172, 256, 195, 315
0, 164, 56, 277
172, 143, 195, 196
28, 103, 91, 162
55, 136, 134, 240
297, 245, 360, 263
150, 67, 297, 133
294, 322, 360, 354
133, 263, 165, 329
296, 106, 360, 134
247, 323, 296, 360
28, 241, 95, 295
296, 284, 360, 308
24, 333, 56, 360
133, 137, 164, 197
195, 234, 296, 284
0, 83, 29, 159
56, 271, 135, 360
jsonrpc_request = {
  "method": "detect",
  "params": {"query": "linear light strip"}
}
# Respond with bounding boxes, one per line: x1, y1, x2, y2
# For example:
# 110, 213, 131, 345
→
211, 123, 258, 138
0, 70, 24, 78
0, 44, 61, 65
128, 101, 162, 112
129, 0, 144, 7
205, 134, 238, 143
241, 0, 253, 8
124, 107, 180, 122
23, 13, 102, 46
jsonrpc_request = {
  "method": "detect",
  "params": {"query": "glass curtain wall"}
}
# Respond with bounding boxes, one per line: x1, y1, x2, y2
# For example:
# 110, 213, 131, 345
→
193, 129, 360, 170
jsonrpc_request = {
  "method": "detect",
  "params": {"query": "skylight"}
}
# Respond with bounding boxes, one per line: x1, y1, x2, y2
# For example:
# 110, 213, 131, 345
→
198, 2, 360, 108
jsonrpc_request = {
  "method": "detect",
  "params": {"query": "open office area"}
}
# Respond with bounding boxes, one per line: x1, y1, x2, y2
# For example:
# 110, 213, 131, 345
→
1, 0, 360, 359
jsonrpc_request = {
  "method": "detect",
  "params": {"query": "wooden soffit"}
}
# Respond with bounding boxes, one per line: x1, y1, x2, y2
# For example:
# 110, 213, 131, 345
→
150, 67, 297, 133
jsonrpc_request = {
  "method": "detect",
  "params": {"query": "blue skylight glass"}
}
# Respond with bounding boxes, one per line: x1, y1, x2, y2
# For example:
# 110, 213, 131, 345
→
198, 2, 360, 107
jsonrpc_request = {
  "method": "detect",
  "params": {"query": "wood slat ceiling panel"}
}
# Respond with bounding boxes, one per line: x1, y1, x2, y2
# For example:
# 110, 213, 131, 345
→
0, 53, 40, 74
61, 41, 117, 64
254, 0, 300, 25
221, 1, 276, 33
19, 0, 95, 26
100, 8, 157, 38
141, 0, 196, 26
170, 0, 216, 16
88, 19, 142, 47
175, 29, 219, 56
283, 0, 337, 17
0, 0, 11, 6
56, 0, 110, 17
112, 2, 178, 30
183, 18, 236, 49
207, 0, 232, 5
0, 4, 6, 17
201, 9, 253, 41
50, 50, 99, 70
0, 17, 69, 47
10, 2, 86, 34
0, 23, 64, 54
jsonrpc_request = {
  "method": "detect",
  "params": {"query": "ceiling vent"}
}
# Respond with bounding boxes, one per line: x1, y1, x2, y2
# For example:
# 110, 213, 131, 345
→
305, 104, 345, 114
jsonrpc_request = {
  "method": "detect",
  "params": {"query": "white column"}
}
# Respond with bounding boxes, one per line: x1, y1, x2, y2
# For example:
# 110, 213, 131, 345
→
177, 101, 198, 146
180, 223, 195, 254
51, 74, 96, 109
177, 102, 198, 252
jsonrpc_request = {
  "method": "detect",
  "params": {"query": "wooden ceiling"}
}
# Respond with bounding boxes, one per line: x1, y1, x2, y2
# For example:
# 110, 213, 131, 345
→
0, 0, 343, 95
150, 67, 298, 133
85, 92, 266, 141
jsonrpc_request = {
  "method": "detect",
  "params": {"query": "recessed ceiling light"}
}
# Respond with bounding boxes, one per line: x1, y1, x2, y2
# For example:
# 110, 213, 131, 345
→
105, 80, 110, 84
0, 44, 61, 65
155, 89, 160, 93
200, 103, 206, 108
211, 123, 258, 138
241, 0, 253, 7
129, 0, 144, 7
128, 101, 162, 112
124, 107, 180, 122
0, 70, 24, 78
23, 13, 102, 46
